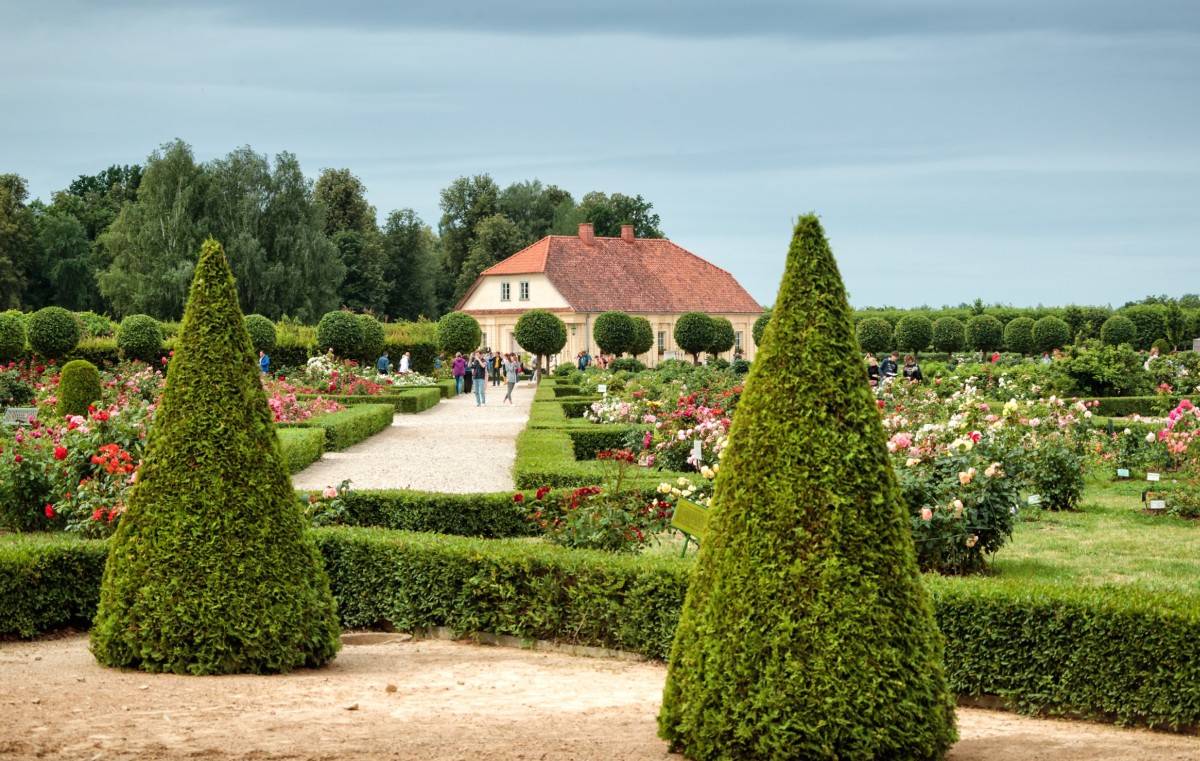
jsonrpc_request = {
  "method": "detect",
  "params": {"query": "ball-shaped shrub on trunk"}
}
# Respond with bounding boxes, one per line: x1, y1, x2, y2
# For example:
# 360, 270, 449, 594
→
894, 314, 933, 353
707, 317, 736, 359
674, 312, 715, 365
751, 309, 772, 347
316, 310, 363, 357
856, 316, 893, 354
0, 311, 26, 363
116, 314, 164, 363
91, 237, 341, 675
355, 313, 385, 360
514, 310, 567, 375
1002, 316, 1036, 356
592, 311, 634, 357
243, 314, 277, 355
1100, 314, 1137, 347
629, 316, 655, 358
931, 317, 965, 355
1032, 315, 1072, 354
966, 314, 1003, 356
56, 359, 103, 418
27, 306, 80, 360
659, 214, 956, 760
436, 311, 483, 356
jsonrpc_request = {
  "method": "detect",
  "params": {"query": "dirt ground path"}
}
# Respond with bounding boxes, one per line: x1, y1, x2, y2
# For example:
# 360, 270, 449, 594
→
2, 634, 1198, 761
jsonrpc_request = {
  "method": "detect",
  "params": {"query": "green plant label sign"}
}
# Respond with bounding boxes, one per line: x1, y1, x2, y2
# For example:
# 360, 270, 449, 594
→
1116, 468, 1130, 478
672, 497, 710, 540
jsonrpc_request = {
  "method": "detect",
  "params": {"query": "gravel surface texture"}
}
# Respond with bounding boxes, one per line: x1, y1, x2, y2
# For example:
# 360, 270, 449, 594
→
290, 380, 535, 493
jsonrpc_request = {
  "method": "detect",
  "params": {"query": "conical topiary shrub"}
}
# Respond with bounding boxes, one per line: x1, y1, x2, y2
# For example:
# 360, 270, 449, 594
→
91, 237, 341, 675
659, 215, 957, 760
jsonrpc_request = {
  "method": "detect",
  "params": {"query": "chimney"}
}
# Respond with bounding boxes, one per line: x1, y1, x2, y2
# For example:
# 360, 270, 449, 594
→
621, 224, 635, 242
578, 222, 595, 245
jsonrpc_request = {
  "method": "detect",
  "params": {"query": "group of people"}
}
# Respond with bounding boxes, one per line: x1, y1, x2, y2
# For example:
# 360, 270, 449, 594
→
451, 349, 524, 407
576, 349, 615, 371
375, 351, 412, 375
866, 351, 923, 388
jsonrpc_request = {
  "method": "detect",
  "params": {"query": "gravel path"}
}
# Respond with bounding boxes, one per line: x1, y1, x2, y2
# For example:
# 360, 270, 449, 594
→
291, 380, 535, 494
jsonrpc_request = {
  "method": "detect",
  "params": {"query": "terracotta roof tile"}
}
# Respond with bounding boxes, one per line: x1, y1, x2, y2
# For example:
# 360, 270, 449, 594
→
472, 234, 762, 314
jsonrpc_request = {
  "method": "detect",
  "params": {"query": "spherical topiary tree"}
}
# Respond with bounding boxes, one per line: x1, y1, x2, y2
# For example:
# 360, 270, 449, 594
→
355, 313, 385, 360
1117, 305, 1168, 350
243, 314, 277, 355
752, 309, 772, 347
674, 312, 715, 365
592, 311, 635, 357
436, 311, 482, 357
966, 314, 1003, 357
316, 310, 363, 357
893, 315, 932, 353
629, 316, 655, 358
27, 306, 80, 360
116, 314, 164, 363
1032, 315, 1072, 354
514, 310, 568, 377
659, 214, 956, 759
931, 317, 965, 355
91, 237, 341, 675
56, 359, 103, 418
1002, 316, 1036, 356
0, 311, 26, 363
855, 317, 893, 355
1100, 314, 1137, 347
707, 317, 736, 359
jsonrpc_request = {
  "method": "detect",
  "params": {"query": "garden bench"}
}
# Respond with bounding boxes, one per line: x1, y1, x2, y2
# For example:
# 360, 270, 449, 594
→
1, 407, 38, 426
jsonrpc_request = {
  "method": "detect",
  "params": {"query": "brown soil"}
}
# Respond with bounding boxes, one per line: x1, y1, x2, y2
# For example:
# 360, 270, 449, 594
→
1, 634, 1198, 761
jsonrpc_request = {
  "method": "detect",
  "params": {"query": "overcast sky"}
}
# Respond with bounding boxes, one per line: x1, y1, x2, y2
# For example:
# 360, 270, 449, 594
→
2, 1, 1198, 309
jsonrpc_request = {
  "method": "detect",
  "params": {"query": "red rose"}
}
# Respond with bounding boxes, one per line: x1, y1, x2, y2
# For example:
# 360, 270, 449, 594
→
513, 493, 524, 502
44, 504, 55, 519
14, 454, 21, 463
54, 446, 67, 460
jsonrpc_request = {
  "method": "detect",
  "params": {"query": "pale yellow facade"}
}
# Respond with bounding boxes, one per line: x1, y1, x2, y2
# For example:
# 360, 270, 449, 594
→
461, 273, 760, 368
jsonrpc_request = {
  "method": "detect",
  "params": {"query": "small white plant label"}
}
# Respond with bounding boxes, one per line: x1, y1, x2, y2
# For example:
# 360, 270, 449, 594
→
1027, 494, 1042, 506
1149, 500, 1167, 511
1116, 468, 1130, 478
1147, 472, 1161, 482
597, 384, 607, 396
692, 440, 703, 462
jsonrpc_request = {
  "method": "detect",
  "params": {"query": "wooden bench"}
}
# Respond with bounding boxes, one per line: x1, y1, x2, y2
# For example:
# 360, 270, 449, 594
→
1, 407, 38, 426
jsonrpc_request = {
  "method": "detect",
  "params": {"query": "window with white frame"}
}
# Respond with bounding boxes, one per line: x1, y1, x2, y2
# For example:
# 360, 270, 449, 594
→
519, 281, 529, 300
735, 331, 743, 350
658, 330, 666, 351
500, 282, 511, 301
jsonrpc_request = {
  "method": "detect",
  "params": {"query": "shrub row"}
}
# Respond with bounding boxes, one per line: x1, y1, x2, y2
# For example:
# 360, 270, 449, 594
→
277, 427, 327, 473
277, 404, 394, 451
8, 530, 1200, 729
568, 426, 636, 460
1090, 396, 1187, 418
561, 398, 600, 418
296, 387, 440, 414
299, 490, 538, 538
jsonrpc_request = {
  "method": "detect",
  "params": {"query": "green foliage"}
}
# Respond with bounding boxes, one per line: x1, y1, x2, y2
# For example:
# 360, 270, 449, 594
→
1003, 316, 1036, 355
1022, 442, 1084, 511
1152, 338, 1171, 354
894, 313, 933, 353
1057, 340, 1149, 397
0, 311, 25, 361
707, 316, 736, 357
514, 310, 568, 363
1090, 396, 1184, 417
931, 317, 965, 354
1119, 304, 1168, 350
279, 403, 395, 450
629, 316, 655, 357
0, 535, 108, 637
608, 357, 646, 373
276, 427, 326, 474
316, 310, 363, 357
436, 311, 482, 355
243, 314, 277, 354
856, 316, 893, 354
322, 489, 538, 537
90, 237, 341, 675
27, 306, 80, 359
751, 309, 772, 347
55, 359, 102, 418
1032, 316, 1072, 354
672, 312, 715, 364
553, 362, 576, 378
660, 215, 956, 759
592, 311, 635, 356
115, 314, 163, 362
75, 312, 115, 338
355, 313, 385, 359
1100, 314, 1137, 346
966, 314, 1004, 354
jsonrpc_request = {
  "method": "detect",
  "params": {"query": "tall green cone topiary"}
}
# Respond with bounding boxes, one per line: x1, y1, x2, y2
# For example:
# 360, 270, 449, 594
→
91, 237, 341, 675
659, 215, 957, 760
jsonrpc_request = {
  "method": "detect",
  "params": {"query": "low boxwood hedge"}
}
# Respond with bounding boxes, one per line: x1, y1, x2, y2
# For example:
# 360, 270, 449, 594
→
1091, 396, 1187, 418
8, 530, 1200, 729
277, 427, 326, 473
434, 379, 457, 398
551, 385, 584, 398
278, 403, 393, 451
567, 426, 636, 460
300, 489, 538, 538
561, 398, 601, 418
298, 388, 440, 414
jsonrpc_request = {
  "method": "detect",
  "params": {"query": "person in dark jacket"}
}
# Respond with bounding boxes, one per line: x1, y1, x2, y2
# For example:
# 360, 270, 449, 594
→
470, 351, 488, 406
903, 354, 923, 382
866, 354, 880, 387
880, 351, 899, 379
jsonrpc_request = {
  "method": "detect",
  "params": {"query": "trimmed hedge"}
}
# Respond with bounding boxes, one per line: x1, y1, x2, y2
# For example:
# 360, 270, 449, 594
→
561, 398, 600, 418
10, 530, 1200, 730
1091, 396, 1187, 418
434, 378, 457, 399
551, 384, 584, 398
277, 427, 327, 473
297, 388, 440, 414
568, 426, 635, 460
301, 490, 538, 538
278, 403, 394, 451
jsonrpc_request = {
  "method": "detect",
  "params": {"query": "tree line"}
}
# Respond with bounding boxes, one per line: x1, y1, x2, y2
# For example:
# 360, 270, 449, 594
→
0, 139, 665, 322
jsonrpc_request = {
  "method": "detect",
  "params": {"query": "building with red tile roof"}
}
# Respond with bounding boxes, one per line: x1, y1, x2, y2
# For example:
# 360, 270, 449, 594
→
456, 223, 764, 366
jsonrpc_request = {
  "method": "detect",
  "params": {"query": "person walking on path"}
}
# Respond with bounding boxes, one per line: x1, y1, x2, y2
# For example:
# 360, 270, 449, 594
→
452, 352, 467, 394
490, 352, 503, 386
503, 353, 521, 405
259, 350, 270, 375
471, 352, 489, 406
377, 352, 389, 374
399, 351, 411, 374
